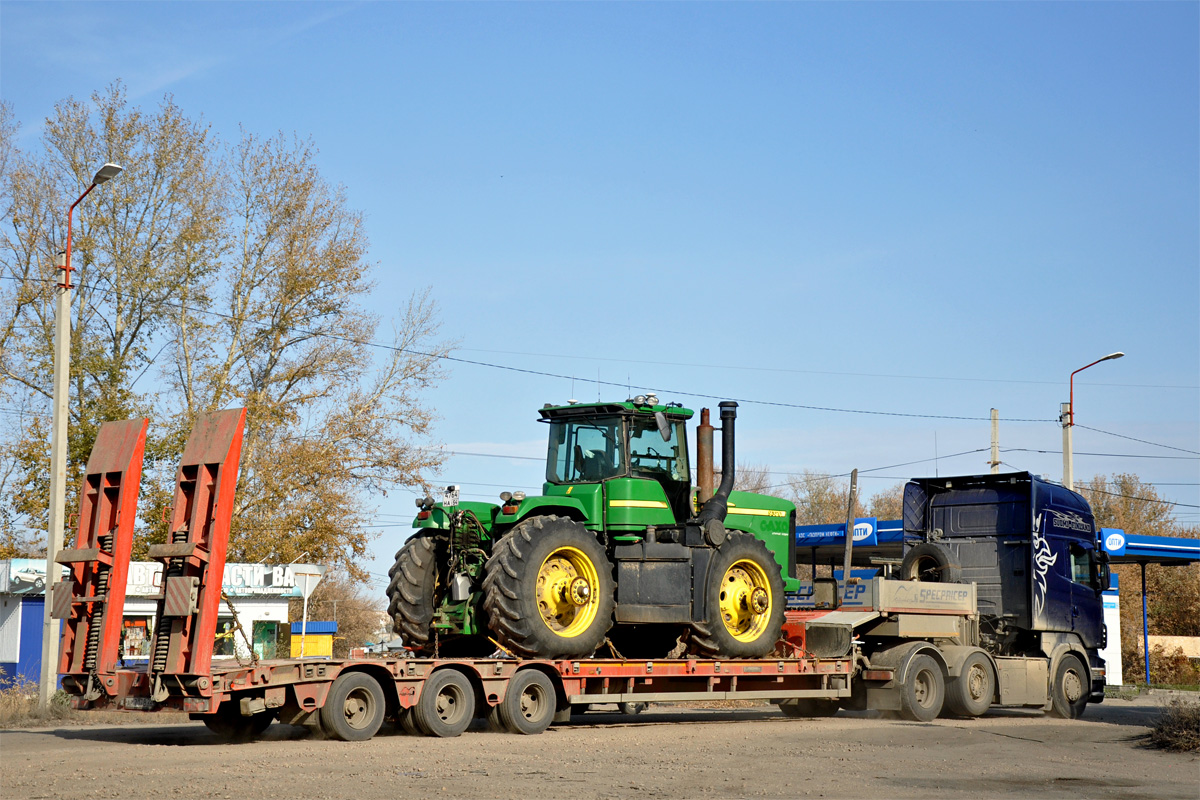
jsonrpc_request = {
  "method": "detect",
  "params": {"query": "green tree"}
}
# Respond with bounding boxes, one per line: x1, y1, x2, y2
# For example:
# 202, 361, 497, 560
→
0, 85, 449, 579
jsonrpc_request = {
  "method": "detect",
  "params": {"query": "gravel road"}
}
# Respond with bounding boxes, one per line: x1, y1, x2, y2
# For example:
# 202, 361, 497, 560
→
2, 697, 1194, 800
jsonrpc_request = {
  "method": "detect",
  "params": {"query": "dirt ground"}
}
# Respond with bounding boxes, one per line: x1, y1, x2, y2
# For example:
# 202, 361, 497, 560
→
1, 697, 1195, 800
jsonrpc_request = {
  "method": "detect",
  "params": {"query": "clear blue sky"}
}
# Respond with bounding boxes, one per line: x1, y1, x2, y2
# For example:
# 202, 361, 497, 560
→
3, 2, 1198, 597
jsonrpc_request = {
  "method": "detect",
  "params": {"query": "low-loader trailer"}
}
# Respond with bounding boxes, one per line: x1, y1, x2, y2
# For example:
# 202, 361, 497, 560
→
55, 412, 1107, 741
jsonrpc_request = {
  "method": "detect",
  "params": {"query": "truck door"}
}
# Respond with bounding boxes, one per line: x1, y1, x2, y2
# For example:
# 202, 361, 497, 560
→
1067, 542, 1104, 649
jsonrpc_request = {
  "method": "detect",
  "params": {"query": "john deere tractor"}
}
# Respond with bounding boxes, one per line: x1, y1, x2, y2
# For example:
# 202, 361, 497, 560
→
386, 397, 799, 659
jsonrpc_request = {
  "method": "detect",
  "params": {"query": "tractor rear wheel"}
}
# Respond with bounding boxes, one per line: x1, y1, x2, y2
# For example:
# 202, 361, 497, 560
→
690, 533, 785, 658
386, 533, 439, 653
482, 516, 615, 658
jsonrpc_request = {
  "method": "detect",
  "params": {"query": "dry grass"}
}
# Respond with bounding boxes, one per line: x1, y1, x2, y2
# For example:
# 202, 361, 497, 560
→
1147, 698, 1200, 753
0, 669, 76, 728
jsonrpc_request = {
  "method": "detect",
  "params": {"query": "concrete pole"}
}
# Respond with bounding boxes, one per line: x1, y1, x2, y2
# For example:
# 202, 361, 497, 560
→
989, 408, 1000, 474
39, 253, 72, 709
840, 469, 858, 603
1061, 402, 1074, 491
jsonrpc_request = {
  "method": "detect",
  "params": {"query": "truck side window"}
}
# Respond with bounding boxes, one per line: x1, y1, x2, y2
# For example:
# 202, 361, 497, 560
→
1068, 543, 1092, 586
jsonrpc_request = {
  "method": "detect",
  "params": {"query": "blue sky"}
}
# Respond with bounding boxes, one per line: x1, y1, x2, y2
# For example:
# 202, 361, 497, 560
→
3, 2, 1197, 597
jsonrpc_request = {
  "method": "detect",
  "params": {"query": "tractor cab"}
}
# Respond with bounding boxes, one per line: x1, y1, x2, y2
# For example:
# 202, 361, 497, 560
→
540, 398, 694, 525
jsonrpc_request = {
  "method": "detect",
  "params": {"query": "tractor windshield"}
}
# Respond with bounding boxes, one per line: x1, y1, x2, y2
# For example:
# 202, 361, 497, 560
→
546, 416, 625, 484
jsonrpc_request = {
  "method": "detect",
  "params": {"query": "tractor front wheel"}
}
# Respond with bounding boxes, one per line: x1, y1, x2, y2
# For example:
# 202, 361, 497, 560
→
690, 533, 785, 658
482, 516, 615, 658
386, 533, 440, 653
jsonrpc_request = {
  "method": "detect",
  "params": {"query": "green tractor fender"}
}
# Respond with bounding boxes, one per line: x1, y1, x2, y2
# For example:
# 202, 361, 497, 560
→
496, 495, 591, 527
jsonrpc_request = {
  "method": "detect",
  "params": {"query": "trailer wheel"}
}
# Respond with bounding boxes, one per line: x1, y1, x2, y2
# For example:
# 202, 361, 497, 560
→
619, 702, 647, 716
900, 543, 962, 583
414, 669, 475, 737
777, 699, 839, 718
395, 706, 422, 736
944, 652, 994, 718
202, 705, 274, 742
320, 672, 385, 742
691, 534, 785, 658
482, 516, 615, 658
898, 654, 945, 722
1048, 654, 1089, 719
495, 669, 556, 735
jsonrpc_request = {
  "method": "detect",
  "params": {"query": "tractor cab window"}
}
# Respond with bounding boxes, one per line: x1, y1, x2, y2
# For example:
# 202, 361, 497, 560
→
546, 416, 625, 484
629, 417, 687, 482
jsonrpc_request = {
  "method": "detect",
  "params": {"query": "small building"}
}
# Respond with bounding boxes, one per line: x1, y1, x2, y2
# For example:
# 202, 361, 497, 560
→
290, 620, 337, 658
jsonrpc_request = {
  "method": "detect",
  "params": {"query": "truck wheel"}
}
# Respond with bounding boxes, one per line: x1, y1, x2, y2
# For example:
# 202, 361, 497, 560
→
777, 699, 839, 718
690, 534, 785, 658
1048, 654, 1089, 719
319, 672, 386, 742
619, 702, 647, 716
395, 706, 422, 736
414, 669, 475, 737
944, 652, 994, 718
900, 543, 962, 583
495, 668, 557, 735
386, 534, 440, 653
482, 516, 615, 658
898, 654, 945, 722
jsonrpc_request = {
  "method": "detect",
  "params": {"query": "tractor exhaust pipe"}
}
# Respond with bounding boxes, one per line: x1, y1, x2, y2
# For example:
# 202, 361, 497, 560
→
697, 401, 737, 527
697, 409, 714, 504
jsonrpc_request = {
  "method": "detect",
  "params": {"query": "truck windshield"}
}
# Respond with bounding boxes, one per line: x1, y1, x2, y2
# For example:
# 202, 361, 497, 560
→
546, 416, 625, 483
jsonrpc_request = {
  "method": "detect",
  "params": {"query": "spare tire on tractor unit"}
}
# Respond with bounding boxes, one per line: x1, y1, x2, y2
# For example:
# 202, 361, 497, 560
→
900, 542, 962, 583
481, 515, 616, 658
690, 533, 785, 658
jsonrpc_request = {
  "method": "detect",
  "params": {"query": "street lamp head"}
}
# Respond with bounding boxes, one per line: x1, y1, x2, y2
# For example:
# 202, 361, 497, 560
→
1100, 351, 1125, 362
91, 163, 123, 185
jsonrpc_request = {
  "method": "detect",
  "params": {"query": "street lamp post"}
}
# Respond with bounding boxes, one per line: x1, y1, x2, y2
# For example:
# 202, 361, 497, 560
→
1061, 351, 1124, 491
39, 163, 124, 709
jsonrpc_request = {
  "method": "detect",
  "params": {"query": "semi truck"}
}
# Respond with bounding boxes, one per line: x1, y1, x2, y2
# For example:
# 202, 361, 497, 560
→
54, 408, 1109, 742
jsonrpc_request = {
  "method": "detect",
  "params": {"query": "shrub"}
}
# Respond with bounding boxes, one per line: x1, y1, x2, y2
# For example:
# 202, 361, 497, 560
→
1148, 698, 1200, 753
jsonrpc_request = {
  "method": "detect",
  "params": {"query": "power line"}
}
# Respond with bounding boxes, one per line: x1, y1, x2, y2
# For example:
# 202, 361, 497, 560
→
1073, 485, 1200, 509
1002, 448, 1199, 461
1074, 424, 1200, 456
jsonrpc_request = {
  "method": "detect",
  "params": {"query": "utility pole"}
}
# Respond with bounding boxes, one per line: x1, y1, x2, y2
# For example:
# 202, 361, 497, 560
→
989, 409, 1000, 474
40, 163, 124, 710
841, 468, 858, 597
1061, 402, 1074, 490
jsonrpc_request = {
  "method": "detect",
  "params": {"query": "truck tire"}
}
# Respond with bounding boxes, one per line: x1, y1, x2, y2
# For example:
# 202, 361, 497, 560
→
482, 516, 615, 658
395, 706, 422, 736
413, 669, 475, 737
690, 533, 785, 658
1048, 654, 1089, 719
900, 543, 962, 583
386, 534, 439, 652
319, 671, 385, 742
777, 699, 839, 718
494, 668, 557, 735
898, 654, 945, 722
943, 651, 995, 718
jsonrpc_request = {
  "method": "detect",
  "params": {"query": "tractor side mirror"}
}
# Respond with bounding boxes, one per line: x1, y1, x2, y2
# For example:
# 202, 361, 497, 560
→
654, 411, 670, 442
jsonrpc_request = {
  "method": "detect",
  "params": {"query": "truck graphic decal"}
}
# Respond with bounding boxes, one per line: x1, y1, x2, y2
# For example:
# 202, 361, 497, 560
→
1032, 513, 1058, 620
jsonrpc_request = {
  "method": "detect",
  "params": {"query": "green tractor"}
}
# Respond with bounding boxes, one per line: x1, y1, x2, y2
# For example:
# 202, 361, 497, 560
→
386, 397, 799, 659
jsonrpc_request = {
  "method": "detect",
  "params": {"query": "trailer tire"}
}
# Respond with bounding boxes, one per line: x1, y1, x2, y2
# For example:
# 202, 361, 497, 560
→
202, 705, 274, 742
944, 652, 994, 718
395, 706, 422, 736
900, 543, 962, 583
690, 534, 785, 658
495, 669, 557, 735
320, 672, 386, 742
482, 517, 615, 658
898, 654, 945, 722
619, 702, 647, 716
413, 669, 475, 737
777, 699, 839, 718
1048, 654, 1089, 720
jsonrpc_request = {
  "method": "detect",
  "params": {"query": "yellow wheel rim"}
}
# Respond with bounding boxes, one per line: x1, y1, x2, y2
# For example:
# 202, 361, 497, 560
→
719, 559, 772, 642
536, 546, 600, 638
